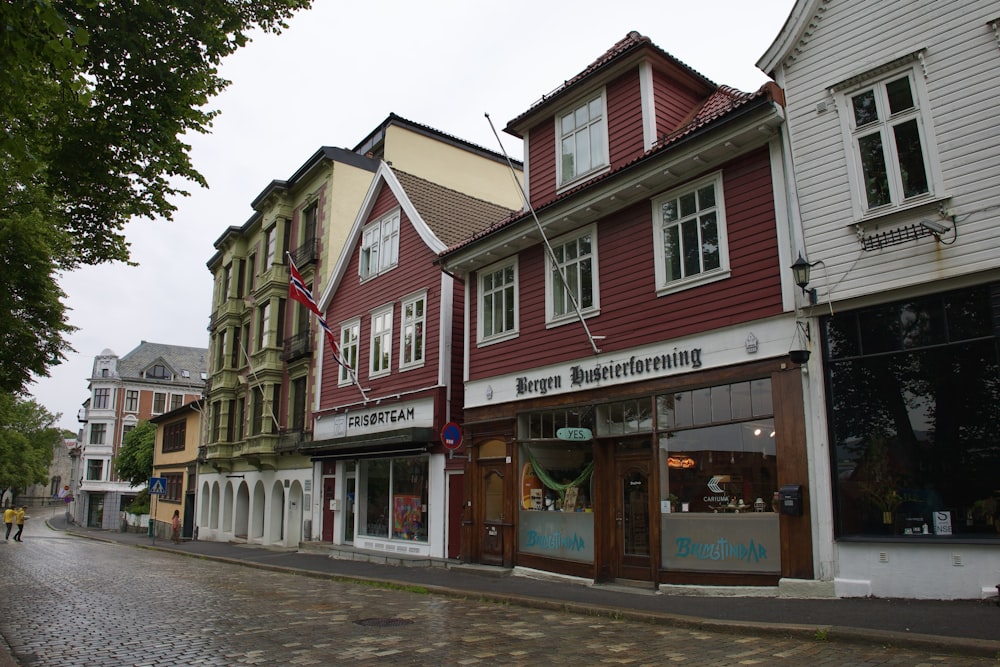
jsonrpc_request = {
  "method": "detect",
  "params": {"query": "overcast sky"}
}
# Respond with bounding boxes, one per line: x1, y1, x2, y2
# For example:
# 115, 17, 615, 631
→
29, 0, 797, 432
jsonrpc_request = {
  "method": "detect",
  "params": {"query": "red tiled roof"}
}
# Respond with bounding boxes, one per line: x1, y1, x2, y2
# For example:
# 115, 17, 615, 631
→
444, 81, 780, 257
506, 31, 717, 134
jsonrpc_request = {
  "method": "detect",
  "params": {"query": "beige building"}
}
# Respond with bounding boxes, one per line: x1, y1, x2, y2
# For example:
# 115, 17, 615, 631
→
150, 400, 204, 540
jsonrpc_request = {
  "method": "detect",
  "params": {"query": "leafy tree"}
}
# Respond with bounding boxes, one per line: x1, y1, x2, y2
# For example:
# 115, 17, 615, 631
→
115, 420, 156, 488
0, 0, 312, 395
0, 395, 60, 502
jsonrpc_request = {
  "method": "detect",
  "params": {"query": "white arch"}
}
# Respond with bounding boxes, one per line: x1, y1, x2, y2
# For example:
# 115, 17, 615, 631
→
268, 481, 285, 543
287, 480, 304, 546
234, 482, 249, 539
210, 481, 220, 530
250, 480, 266, 541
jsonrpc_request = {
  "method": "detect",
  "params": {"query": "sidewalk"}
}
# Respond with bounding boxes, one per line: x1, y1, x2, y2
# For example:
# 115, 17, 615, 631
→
47, 513, 1000, 658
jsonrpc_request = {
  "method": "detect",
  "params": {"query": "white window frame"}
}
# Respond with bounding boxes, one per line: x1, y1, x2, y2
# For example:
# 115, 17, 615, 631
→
651, 172, 731, 296
545, 225, 600, 326
338, 318, 360, 385
399, 291, 427, 370
834, 61, 942, 221
359, 209, 401, 280
257, 301, 271, 350
369, 305, 393, 378
477, 257, 519, 345
89, 423, 106, 445
152, 392, 166, 414
555, 89, 609, 189
263, 226, 276, 269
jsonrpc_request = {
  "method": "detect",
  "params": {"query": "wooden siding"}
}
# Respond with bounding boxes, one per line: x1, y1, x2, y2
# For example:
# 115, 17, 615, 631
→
468, 148, 782, 380
605, 71, 645, 168
651, 67, 705, 137
778, 0, 1000, 303
317, 186, 449, 410
526, 118, 557, 210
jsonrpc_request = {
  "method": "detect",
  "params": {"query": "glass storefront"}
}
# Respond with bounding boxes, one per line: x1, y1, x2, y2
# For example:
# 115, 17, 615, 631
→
357, 455, 429, 542
518, 408, 596, 562
824, 284, 1000, 540
657, 379, 780, 573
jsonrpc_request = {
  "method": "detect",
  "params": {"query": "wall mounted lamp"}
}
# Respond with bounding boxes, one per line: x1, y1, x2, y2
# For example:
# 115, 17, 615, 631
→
791, 252, 819, 305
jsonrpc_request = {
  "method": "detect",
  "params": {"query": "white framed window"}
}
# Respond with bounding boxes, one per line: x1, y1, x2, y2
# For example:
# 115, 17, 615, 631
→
257, 302, 271, 350
399, 291, 427, 369
546, 226, 599, 324
124, 390, 138, 412
836, 66, 938, 217
557, 90, 608, 187
263, 226, 276, 268
652, 172, 730, 294
369, 306, 393, 377
153, 392, 166, 414
89, 423, 106, 445
93, 387, 110, 409
359, 210, 400, 280
478, 258, 518, 343
338, 319, 360, 385
85, 458, 104, 481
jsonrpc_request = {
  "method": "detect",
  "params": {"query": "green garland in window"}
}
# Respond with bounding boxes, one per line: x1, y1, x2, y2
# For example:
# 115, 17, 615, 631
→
525, 448, 595, 501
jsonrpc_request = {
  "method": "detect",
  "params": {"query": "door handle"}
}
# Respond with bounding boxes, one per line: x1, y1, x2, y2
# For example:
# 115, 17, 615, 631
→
615, 515, 623, 523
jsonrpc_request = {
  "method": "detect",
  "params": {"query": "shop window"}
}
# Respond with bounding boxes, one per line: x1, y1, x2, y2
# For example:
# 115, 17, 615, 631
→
518, 441, 596, 563
358, 455, 428, 542
657, 378, 776, 514
824, 284, 1000, 539
519, 442, 594, 512
519, 406, 594, 440
595, 399, 652, 436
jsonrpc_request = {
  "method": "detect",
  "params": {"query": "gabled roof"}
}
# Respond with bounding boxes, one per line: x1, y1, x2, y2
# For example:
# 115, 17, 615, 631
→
318, 162, 517, 310
117, 341, 208, 385
394, 171, 516, 248
505, 31, 717, 137
443, 82, 783, 258
354, 113, 521, 169
756, 0, 819, 77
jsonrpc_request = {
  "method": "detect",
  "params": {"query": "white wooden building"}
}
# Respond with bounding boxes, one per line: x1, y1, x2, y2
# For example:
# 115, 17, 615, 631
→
760, 0, 1000, 599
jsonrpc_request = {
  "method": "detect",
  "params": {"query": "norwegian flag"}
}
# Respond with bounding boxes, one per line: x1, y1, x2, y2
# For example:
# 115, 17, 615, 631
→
318, 315, 352, 371
287, 256, 322, 317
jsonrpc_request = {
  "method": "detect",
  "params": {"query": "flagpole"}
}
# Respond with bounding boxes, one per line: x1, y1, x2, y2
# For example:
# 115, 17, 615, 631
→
239, 337, 281, 433
484, 113, 602, 355
286, 253, 369, 403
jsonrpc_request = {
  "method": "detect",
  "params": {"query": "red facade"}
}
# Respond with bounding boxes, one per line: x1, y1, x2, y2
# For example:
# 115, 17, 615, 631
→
467, 146, 782, 381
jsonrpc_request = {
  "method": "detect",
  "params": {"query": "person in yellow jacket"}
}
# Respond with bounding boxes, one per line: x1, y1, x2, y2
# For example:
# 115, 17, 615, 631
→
3, 506, 14, 541
13, 507, 27, 542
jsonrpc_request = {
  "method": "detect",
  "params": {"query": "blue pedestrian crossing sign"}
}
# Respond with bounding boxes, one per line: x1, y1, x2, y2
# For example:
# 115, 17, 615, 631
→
148, 477, 167, 495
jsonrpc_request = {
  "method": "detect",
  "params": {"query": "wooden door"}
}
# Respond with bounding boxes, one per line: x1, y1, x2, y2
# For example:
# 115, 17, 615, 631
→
615, 457, 654, 581
479, 463, 506, 566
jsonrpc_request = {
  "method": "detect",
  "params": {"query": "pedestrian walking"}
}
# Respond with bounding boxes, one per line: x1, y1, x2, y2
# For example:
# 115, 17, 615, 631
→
171, 509, 181, 544
3, 506, 14, 541
13, 507, 27, 542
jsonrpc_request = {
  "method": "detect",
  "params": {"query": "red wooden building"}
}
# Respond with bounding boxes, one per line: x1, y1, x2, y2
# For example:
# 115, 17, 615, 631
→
308, 163, 515, 559
439, 32, 814, 588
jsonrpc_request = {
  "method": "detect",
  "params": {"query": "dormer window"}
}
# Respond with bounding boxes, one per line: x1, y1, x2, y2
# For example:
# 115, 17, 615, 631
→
148, 364, 170, 379
359, 209, 400, 280
557, 90, 608, 187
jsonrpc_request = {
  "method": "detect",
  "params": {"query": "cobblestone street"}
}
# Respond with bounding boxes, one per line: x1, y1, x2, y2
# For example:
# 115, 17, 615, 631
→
0, 521, 996, 666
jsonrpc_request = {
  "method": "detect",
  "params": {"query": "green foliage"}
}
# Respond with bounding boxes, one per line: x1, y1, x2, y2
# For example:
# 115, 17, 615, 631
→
0, 0, 312, 395
0, 394, 59, 497
114, 420, 156, 488
125, 488, 150, 515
